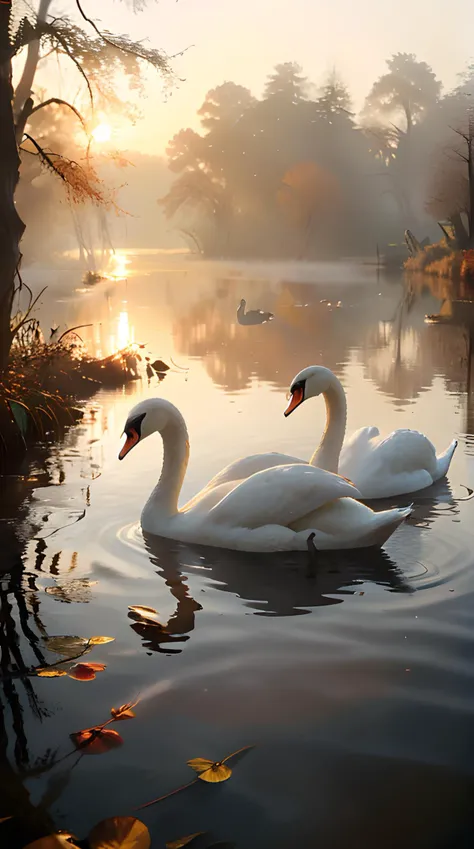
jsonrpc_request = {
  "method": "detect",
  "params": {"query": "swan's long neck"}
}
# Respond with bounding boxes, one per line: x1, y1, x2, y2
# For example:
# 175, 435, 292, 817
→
309, 376, 347, 474
148, 413, 190, 516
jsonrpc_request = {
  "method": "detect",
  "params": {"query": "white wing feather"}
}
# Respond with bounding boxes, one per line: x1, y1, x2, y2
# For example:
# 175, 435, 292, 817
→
208, 464, 360, 528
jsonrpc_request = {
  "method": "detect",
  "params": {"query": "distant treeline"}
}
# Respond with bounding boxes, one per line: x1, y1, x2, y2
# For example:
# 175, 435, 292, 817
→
160, 57, 474, 259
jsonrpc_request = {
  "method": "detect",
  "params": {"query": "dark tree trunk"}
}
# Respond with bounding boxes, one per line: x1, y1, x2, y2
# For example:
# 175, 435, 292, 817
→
468, 138, 474, 248
0, 6, 25, 371
450, 211, 469, 250
13, 0, 52, 142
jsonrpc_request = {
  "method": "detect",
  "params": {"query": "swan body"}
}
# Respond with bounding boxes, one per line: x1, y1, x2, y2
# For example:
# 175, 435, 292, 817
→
118, 398, 411, 552
208, 366, 457, 499
237, 298, 274, 325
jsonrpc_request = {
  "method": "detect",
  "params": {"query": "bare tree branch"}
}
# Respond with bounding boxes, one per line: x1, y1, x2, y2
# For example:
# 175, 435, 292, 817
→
29, 97, 87, 133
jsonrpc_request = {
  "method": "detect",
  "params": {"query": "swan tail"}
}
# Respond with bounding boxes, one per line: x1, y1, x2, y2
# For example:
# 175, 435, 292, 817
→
434, 439, 457, 481
364, 504, 413, 547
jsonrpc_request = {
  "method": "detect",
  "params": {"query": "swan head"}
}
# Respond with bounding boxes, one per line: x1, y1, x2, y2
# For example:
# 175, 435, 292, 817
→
284, 366, 335, 416
238, 299, 246, 309
119, 398, 180, 460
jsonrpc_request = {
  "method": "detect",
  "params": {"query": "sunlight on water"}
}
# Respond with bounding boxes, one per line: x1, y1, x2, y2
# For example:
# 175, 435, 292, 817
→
116, 306, 134, 350
5, 258, 474, 849
107, 252, 130, 279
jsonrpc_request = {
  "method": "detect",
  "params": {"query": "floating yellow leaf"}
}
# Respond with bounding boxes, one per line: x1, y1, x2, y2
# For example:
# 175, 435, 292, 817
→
127, 606, 163, 627
37, 669, 68, 678
128, 605, 157, 616
89, 636, 115, 646
197, 763, 232, 783
187, 758, 231, 783
88, 816, 150, 849
24, 833, 77, 848
187, 758, 214, 774
166, 833, 204, 849
187, 746, 253, 784
0, 816, 13, 824
111, 702, 137, 721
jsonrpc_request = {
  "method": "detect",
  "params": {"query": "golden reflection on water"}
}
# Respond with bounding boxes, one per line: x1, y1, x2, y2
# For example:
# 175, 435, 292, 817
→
36, 251, 474, 438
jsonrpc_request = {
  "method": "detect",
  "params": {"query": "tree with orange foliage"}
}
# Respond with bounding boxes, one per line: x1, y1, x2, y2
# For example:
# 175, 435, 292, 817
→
277, 161, 341, 259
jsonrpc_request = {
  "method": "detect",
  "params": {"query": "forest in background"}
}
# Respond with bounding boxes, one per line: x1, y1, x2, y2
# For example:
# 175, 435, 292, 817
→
14, 45, 474, 263
159, 56, 474, 259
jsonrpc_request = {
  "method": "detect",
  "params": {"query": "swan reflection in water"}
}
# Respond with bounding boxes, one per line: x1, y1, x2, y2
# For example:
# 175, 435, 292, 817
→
125, 475, 463, 653
127, 533, 413, 654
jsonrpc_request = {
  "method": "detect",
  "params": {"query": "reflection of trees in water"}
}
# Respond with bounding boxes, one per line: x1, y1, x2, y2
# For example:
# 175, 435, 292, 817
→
355, 275, 474, 404
173, 278, 376, 392
171, 270, 474, 409
0, 410, 107, 842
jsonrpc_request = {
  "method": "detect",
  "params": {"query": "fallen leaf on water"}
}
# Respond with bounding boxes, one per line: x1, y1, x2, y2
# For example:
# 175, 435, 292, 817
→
0, 816, 13, 824
128, 606, 164, 627
166, 833, 204, 849
71, 728, 123, 755
67, 664, 95, 681
187, 746, 254, 784
111, 701, 138, 721
89, 636, 115, 645
67, 662, 106, 681
44, 635, 90, 658
187, 759, 231, 783
37, 669, 68, 678
24, 833, 77, 848
88, 816, 150, 849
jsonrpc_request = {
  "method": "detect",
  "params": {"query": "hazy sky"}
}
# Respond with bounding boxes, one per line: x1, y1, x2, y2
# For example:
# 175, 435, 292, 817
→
58, 0, 474, 153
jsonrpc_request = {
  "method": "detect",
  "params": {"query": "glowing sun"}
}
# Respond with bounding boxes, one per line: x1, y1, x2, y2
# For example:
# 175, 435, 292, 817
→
91, 122, 112, 144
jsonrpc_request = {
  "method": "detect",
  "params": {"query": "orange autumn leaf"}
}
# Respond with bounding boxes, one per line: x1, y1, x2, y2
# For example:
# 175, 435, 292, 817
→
71, 727, 123, 755
68, 664, 96, 681
68, 662, 106, 680
111, 701, 138, 721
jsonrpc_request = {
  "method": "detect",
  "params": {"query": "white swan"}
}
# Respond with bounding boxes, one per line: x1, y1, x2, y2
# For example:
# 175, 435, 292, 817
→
207, 366, 457, 499
118, 398, 411, 552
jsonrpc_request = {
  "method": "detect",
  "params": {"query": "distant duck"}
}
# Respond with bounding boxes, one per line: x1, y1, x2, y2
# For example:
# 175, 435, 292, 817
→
237, 298, 274, 325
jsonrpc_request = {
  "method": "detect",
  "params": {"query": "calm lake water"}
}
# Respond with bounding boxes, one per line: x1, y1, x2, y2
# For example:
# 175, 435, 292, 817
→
2, 255, 474, 848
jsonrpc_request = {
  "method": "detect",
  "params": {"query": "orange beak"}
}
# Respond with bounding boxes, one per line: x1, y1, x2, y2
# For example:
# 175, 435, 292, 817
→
284, 386, 304, 417
119, 428, 139, 460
